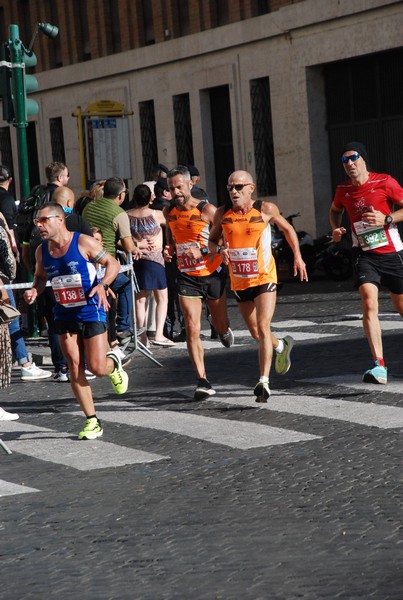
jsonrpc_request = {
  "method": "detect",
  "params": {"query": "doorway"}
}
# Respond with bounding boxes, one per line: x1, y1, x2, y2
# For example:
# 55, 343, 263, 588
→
209, 85, 234, 205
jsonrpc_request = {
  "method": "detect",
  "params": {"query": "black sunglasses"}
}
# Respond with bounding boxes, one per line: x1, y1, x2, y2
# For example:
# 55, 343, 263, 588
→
227, 183, 253, 192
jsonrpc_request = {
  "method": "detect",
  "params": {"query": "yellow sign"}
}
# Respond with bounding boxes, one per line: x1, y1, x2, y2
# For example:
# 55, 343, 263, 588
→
85, 100, 126, 116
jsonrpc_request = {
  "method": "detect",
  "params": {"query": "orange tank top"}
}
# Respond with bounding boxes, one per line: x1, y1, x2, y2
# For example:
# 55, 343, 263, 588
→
221, 202, 276, 290
167, 201, 221, 277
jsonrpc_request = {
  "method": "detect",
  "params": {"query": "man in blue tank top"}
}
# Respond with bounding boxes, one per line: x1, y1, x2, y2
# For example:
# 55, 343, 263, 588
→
24, 203, 129, 440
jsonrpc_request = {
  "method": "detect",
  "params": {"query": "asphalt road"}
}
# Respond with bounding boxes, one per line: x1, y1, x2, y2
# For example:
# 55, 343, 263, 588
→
1, 275, 402, 600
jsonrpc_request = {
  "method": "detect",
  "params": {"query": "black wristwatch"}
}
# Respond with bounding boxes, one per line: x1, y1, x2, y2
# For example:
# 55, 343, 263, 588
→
102, 283, 109, 291
384, 214, 393, 226
216, 246, 222, 254
200, 246, 209, 257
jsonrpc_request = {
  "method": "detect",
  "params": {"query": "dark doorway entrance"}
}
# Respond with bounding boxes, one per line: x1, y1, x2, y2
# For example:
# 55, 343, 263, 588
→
27, 121, 40, 191
209, 85, 234, 205
325, 48, 403, 188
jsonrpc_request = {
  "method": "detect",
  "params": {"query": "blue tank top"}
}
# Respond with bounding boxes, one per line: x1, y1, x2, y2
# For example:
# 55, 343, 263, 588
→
41, 231, 106, 323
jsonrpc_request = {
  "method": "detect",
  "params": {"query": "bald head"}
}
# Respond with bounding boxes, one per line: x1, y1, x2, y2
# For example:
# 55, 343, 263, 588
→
52, 186, 75, 209
228, 170, 254, 185
226, 170, 256, 212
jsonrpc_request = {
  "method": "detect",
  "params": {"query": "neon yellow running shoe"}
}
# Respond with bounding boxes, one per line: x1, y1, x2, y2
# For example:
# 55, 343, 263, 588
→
107, 351, 129, 394
275, 335, 294, 375
78, 417, 103, 440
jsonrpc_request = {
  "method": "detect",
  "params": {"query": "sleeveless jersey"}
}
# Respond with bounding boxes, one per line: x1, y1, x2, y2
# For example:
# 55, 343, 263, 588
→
167, 201, 221, 276
333, 173, 403, 254
41, 231, 106, 323
221, 201, 276, 290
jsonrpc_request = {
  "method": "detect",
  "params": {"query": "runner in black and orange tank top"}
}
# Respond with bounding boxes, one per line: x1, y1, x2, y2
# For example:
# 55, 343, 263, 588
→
209, 170, 308, 403
163, 165, 234, 401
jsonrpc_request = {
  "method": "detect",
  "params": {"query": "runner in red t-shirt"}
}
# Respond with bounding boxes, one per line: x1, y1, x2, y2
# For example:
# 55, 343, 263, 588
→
330, 141, 403, 385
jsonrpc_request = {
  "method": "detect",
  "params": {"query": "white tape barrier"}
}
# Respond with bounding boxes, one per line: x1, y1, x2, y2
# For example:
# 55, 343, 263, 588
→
0, 263, 132, 290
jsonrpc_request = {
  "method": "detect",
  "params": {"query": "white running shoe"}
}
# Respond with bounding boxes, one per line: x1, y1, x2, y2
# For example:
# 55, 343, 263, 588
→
0, 407, 19, 421
21, 363, 52, 381
85, 369, 96, 380
110, 346, 126, 361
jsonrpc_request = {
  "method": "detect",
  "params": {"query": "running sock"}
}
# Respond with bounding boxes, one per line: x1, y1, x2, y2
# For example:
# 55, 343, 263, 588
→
108, 353, 119, 371
375, 357, 385, 366
275, 340, 284, 354
259, 376, 269, 383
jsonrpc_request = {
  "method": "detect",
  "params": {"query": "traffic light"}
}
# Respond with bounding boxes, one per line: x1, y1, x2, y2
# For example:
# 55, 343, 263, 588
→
0, 42, 14, 122
22, 49, 39, 118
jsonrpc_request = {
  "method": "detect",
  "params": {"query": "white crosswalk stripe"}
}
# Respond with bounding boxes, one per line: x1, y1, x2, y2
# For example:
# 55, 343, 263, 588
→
328, 320, 403, 330
302, 374, 403, 394
69, 404, 321, 450
0, 420, 168, 471
206, 386, 403, 429
163, 314, 401, 349
0, 479, 40, 497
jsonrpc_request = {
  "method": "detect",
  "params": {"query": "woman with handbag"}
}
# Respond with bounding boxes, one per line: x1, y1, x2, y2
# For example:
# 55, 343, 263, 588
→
0, 220, 19, 419
0, 213, 52, 382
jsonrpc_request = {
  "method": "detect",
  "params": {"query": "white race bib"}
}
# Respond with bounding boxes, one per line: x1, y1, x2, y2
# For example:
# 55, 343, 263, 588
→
354, 220, 388, 251
176, 242, 205, 272
52, 273, 87, 307
229, 247, 258, 278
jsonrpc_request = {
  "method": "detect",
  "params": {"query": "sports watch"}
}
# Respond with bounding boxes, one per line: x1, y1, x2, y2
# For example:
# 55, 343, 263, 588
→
384, 214, 393, 226
200, 246, 209, 257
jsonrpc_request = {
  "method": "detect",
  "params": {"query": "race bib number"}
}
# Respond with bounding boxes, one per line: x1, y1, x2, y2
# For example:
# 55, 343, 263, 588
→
52, 273, 87, 307
354, 220, 388, 251
176, 242, 205, 272
229, 247, 258, 278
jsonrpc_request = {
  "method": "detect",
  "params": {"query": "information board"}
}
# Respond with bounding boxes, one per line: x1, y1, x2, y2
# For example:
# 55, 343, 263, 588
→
85, 117, 131, 181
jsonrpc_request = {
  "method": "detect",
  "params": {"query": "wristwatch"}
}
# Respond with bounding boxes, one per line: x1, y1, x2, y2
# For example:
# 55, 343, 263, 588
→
102, 283, 109, 291
384, 214, 393, 226
216, 246, 222, 254
200, 246, 209, 257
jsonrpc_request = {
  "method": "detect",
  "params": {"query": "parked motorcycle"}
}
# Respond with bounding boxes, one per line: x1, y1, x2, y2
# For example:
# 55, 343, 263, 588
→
271, 212, 353, 281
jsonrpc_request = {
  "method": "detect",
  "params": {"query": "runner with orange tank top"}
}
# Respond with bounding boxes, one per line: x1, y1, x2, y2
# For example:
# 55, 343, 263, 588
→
163, 165, 234, 400
209, 170, 308, 402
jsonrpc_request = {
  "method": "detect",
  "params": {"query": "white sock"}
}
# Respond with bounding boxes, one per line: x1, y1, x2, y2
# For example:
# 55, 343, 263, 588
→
259, 376, 269, 383
275, 339, 284, 354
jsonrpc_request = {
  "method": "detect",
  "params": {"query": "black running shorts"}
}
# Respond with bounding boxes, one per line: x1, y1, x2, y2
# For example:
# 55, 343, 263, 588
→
177, 268, 227, 300
233, 282, 277, 303
353, 248, 403, 293
54, 321, 107, 339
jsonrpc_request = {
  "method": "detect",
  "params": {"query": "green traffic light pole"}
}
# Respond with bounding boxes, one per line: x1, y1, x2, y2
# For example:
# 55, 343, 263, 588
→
9, 23, 39, 335
9, 24, 30, 198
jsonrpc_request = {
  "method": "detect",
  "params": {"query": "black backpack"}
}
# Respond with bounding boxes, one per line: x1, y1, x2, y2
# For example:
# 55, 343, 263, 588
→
16, 184, 54, 245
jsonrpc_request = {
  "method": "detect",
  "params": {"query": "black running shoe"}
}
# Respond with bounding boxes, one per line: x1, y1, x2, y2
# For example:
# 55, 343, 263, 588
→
253, 380, 270, 403
194, 378, 216, 401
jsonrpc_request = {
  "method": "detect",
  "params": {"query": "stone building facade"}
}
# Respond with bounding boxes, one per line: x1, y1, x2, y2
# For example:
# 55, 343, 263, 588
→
0, 0, 402, 235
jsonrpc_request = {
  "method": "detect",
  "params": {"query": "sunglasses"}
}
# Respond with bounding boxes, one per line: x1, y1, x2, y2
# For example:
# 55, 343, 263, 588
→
226, 183, 253, 192
33, 215, 61, 225
342, 153, 360, 164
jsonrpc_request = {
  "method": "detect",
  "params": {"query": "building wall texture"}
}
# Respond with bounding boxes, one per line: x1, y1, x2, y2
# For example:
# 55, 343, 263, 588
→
0, 0, 402, 236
